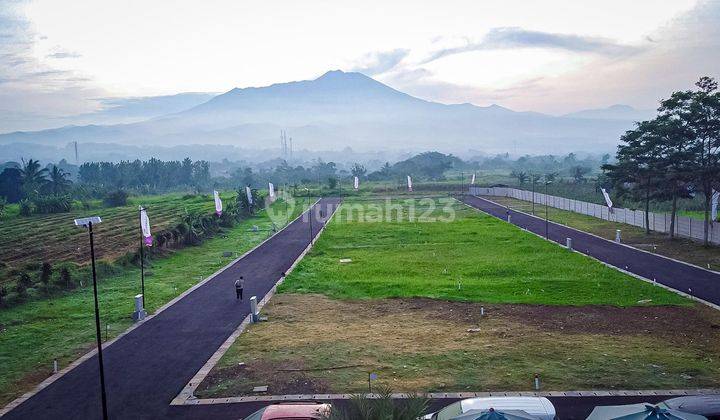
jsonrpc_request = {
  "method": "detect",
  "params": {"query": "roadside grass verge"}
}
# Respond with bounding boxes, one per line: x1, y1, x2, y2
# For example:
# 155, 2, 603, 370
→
0, 198, 308, 406
489, 196, 720, 271
279, 198, 687, 306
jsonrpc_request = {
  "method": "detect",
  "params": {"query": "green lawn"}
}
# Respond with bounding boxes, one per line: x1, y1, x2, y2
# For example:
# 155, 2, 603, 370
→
279, 198, 687, 306
0, 198, 309, 406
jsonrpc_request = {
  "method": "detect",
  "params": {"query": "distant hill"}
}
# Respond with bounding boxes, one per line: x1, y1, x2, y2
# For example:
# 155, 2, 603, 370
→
562, 104, 656, 122
0, 70, 634, 154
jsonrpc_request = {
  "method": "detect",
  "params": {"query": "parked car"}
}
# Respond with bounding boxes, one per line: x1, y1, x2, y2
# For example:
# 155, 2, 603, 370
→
661, 395, 720, 418
243, 402, 331, 420
423, 397, 556, 420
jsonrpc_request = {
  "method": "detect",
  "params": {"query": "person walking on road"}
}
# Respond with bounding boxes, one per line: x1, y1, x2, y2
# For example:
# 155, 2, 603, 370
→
235, 276, 244, 300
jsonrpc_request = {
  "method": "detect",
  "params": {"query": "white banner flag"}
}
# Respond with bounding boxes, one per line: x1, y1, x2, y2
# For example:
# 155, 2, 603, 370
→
268, 182, 275, 198
245, 186, 253, 205
712, 190, 719, 221
470, 173, 476, 185
353, 176, 359, 190
601, 188, 613, 212
139, 206, 152, 247
407, 175, 413, 192
213, 190, 223, 216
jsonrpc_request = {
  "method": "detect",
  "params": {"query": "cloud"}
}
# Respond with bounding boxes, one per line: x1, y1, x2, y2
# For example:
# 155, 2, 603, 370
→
422, 27, 643, 64
0, 1, 104, 132
47, 51, 82, 59
350, 48, 409, 75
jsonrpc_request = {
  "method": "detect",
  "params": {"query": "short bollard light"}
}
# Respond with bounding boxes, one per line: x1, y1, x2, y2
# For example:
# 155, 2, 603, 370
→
534, 373, 541, 390
615, 229, 621, 243
132, 294, 147, 322
507, 214, 512, 223
250, 296, 259, 323
566, 237, 573, 250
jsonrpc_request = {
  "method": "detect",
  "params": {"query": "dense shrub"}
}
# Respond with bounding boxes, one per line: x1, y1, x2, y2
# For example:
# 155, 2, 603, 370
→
40, 262, 52, 286
15, 272, 31, 299
103, 190, 128, 207
0, 197, 6, 218
18, 199, 34, 216
58, 267, 74, 289
34, 195, 73, 214
0, 286, 7, 306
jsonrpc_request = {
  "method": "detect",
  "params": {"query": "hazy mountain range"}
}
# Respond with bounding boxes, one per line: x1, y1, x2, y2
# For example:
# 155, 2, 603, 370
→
0, 70, 651, 156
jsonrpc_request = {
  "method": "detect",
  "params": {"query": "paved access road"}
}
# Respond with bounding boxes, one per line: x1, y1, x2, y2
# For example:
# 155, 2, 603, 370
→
460, 195, 720, 307
3, 198, 342, 420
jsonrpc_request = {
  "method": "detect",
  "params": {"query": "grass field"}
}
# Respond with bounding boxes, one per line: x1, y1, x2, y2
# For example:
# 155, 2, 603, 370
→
0, 198, 309, 406
279, 198, 684, 306
0, 192, 232, 279
489, 196, 720, 270
195, 198, 720, 398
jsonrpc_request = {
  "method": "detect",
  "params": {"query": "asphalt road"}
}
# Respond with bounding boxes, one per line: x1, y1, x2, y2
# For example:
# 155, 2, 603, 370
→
460, 195, 720, 307
2, 198, 342, 420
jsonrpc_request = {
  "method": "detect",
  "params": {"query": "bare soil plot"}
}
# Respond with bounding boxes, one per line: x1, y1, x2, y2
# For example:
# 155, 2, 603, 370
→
196, 294, 720, 397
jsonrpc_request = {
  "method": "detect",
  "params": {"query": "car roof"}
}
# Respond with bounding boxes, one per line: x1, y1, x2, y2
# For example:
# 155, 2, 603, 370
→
260, 403, 330, 419
458, 397, 556, 420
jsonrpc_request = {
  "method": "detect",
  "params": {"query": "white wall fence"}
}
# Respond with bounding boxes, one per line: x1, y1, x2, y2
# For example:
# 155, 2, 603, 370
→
469, 186, 720, 245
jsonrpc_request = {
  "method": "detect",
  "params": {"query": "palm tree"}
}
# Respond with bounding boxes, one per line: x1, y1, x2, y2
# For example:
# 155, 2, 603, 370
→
19, 158, 48, 198
45, 166, 73, 195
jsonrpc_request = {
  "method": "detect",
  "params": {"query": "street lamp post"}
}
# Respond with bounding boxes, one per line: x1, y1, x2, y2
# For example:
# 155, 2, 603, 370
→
305, 188, 313, 242
531, 176, 536, 215
544, 181, 552, 239
74, 216, 109, 420
460, 171, 464, 196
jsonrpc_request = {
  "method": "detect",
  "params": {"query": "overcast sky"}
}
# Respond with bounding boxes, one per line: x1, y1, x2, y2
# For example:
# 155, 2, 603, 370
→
1, 0, 719, 132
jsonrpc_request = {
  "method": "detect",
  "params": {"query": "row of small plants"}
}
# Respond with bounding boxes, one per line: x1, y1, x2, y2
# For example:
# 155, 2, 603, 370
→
0, 188, 262, 309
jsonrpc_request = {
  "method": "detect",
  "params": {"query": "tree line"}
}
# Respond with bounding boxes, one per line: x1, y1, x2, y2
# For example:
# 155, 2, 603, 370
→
604, 77, 720, 245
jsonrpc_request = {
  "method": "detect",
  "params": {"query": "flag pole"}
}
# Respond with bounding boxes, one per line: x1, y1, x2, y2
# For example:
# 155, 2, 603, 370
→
139, 207, 145, 308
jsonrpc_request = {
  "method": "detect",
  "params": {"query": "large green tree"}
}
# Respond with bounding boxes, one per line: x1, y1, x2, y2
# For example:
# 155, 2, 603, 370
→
659, 76, 720, 245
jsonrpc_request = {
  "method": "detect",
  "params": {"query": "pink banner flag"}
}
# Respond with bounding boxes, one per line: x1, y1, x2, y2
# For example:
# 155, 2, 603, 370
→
268, 182, 275, 198
245, 186, 253, 205
139, 206, 152, 247
214, 190, 223, 216
471, 173, 476, 185
354, 176, 359, 190
407, 175, 413, 192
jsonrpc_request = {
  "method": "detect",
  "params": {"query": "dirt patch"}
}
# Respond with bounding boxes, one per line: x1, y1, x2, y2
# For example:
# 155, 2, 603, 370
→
197, 294, 720, 397
199, 358, 332, 397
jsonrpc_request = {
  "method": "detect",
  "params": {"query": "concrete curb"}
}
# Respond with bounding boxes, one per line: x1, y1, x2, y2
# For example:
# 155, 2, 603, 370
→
171, 199, 341, 406
459, 196, 720, 312
0, 200, 319, 418
172, 388, 720, 405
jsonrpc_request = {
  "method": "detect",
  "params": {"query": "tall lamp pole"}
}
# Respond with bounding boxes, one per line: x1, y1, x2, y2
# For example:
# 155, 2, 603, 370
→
531, 176, 536, 215
305, 188, 313, 242
544, 181, 552, 239
74, 216, 109, 420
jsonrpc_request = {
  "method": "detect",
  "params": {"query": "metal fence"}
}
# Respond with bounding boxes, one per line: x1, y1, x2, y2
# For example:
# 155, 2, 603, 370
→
469, 186, 720, 245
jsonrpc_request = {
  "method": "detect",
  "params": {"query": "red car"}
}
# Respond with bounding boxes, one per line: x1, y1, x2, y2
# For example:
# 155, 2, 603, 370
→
243, 402, 331, 420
